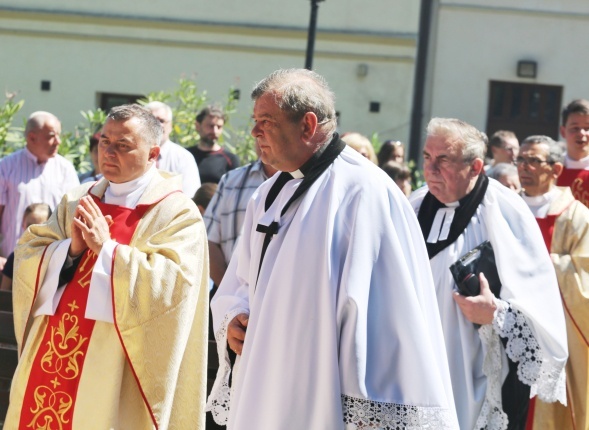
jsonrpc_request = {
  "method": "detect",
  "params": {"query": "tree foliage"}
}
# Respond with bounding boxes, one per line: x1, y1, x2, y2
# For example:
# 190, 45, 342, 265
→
0, 77, 258, 173
0, 93, 25, 158
141, 77, 257, 163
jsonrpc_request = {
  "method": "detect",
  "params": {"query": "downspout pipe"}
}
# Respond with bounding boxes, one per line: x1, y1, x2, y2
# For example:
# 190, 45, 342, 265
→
305, 0, 324, 70
408, 0, 433, 166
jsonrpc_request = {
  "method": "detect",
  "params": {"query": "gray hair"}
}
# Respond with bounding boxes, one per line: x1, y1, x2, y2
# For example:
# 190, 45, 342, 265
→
106, 104, 162, 148
145, 101, 173, 123
251, 68, 337, 138
426, 118, 487, 162
25, 111, 60, 136
521, 135, 564, 164
487, 162, 518, 181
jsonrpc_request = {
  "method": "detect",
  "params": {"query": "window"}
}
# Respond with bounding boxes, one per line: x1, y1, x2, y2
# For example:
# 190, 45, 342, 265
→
99, 92, 144, 112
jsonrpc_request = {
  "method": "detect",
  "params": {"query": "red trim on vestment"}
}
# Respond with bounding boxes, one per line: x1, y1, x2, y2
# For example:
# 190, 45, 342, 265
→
525, 397, 536, 430
110, 244, 158, 429
560, 290, 589, 348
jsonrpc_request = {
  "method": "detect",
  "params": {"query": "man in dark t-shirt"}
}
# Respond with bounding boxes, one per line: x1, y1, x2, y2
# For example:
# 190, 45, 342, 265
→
188, 105, 240, 184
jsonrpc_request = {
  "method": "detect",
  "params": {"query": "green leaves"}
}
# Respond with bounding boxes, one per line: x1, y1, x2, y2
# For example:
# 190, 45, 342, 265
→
0, 77, 260, 172
58, 109, 106, 173
141, 77, 257, 163
0, 94, 25, 158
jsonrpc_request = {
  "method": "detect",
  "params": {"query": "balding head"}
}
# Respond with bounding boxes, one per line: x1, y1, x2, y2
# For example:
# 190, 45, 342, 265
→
25, 111, 60, 137
25, 111, 62, 163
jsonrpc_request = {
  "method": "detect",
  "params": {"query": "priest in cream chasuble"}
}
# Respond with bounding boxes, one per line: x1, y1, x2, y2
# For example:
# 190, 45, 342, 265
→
6, 104, 209, 429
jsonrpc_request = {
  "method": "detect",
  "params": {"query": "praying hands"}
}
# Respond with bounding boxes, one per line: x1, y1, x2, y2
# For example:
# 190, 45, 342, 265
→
69, 195, 113, 257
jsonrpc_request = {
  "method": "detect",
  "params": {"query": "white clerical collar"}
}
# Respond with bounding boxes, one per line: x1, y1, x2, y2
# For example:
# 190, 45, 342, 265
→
521, 187, 559, 218
427, 201, 460, 243
289, 169, 304, 179
565, 154, 589, 170
104, 164, 157, 208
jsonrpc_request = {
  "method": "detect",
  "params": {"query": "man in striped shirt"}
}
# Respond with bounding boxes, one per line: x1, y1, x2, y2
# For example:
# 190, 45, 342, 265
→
204, 146, 276, 287
0, 111, 79, 260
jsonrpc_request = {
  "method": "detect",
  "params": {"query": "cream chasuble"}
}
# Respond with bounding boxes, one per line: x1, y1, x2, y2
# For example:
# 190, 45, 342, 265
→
527, 187, 589, 430
6, 170, 209, 429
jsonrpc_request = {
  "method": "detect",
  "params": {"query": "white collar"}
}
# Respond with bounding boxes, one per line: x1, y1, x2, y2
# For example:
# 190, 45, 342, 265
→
104, 164, 157, 208
521, 187, 559, 218
289, 169, 305, 179
565, 154, 589, 169
427, 201, 460, 244
521, 187, 558, 205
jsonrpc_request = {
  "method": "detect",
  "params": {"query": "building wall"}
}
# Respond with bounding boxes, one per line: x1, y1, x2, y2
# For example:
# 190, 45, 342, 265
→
427, 1, 589, 134
0, 1, 419, 145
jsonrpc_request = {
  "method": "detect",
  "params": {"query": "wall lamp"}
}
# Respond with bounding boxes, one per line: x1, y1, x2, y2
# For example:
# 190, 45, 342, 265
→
517, 60, 537, 78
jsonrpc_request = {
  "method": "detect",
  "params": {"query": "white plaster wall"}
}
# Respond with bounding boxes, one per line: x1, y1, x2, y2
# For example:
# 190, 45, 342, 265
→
428, 1, 589, 132
0, 13, 416, 144
0, 0, 419, 34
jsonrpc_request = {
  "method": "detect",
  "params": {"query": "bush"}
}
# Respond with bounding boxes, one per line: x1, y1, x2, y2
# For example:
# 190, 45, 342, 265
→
141, 77, 257, 163
0, 93, 25, 158
0, 77, 259, 173
60, 109, 106, 173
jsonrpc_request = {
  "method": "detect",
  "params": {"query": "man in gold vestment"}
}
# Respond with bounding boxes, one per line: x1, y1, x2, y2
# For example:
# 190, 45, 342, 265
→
518, 135, 589, 430
5, 104, 209, 429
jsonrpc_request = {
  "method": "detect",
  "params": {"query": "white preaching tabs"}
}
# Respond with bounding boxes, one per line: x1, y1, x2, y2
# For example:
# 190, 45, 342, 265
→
427, 201, 459, 243
289, 169, 304, 179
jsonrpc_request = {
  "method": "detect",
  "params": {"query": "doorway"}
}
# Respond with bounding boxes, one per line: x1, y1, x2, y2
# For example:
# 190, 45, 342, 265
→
486, 81, 562, 141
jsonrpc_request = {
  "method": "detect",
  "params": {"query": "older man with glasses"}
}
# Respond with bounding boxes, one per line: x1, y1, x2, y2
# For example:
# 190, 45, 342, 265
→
518, 135, 589, 430
410, 118, 568, 430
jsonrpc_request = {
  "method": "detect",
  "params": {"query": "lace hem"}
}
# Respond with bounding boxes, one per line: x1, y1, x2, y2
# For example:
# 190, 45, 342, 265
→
493, 302, 566, 404
205, 308, 249, 425
476, 324, 509, 430
341, 394, 458, 429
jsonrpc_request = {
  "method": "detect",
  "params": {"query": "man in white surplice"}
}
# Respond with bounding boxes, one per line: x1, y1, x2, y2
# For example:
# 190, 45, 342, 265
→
410, 118, 568, 430
206, 69, 459, 429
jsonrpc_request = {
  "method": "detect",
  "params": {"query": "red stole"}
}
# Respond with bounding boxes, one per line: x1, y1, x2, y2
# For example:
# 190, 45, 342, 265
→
536, 215, 558, 251
19, 197, 150, 429
557, 167, 589, 207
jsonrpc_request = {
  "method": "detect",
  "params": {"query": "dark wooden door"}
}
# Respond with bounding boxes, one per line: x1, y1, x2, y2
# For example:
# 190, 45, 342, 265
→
486, 81, 562, 141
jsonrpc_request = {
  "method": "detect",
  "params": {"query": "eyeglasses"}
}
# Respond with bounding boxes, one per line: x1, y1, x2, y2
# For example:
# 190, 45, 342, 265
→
515, 156, 552, 168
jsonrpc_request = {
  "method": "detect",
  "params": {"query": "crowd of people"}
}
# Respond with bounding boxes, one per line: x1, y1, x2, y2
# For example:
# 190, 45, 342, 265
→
0, 68, 587, 430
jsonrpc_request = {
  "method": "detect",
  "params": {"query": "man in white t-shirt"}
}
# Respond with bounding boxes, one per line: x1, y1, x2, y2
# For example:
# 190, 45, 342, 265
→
146, 101, 200, 197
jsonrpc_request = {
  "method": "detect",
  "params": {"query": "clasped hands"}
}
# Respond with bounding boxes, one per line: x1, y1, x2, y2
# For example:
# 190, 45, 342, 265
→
452, 272, 497, 325
69, 196, 113, 257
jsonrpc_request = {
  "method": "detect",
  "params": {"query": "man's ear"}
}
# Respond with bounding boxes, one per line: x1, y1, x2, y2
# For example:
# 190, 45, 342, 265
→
470, 158, 484, 177
301, 112, 318, 141
552, 162, 564, 180
148, 145, 160, 163
560, 125, 566, 139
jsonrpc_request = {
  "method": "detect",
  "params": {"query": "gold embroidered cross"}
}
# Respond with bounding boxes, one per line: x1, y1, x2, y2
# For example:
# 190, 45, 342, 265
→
67, 301, 79, 312
50, 377, 60, 388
